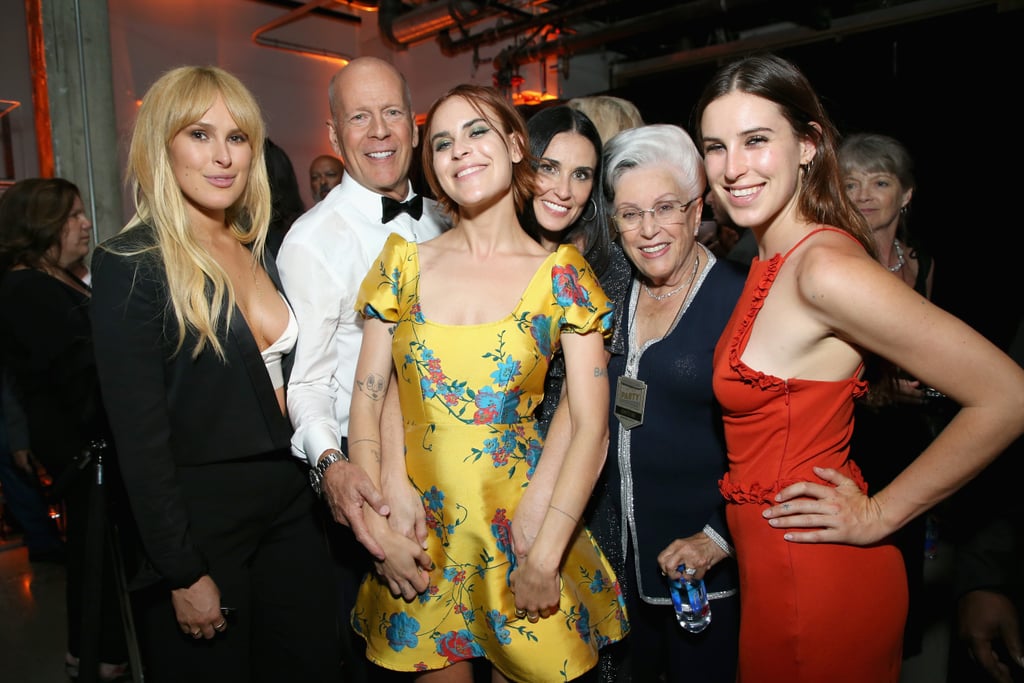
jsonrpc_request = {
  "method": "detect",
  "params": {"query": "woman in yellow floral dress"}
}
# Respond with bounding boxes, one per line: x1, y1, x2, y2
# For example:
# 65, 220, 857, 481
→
346, 84, 628, 682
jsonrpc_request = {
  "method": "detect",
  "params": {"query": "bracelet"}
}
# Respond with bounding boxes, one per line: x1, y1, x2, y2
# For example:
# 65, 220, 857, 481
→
702, 524, 735, 557
548, 503, 579, 524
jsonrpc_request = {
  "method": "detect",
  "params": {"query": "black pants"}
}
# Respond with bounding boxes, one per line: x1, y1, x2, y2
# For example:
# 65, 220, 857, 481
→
132, 457, 340, 683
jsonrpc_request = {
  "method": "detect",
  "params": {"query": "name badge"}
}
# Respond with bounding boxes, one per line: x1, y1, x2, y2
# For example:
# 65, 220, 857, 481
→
614, 376, 646, 429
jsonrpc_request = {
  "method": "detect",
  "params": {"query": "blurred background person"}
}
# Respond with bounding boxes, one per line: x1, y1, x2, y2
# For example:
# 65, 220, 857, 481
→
598, 124, 745, 682
566, 95, 644, 144
0, 177, 128, 681
91, 66, 339, 683
0, 370, 66, 564
308, 153, 343, 203
840, 132, 932, 295
840, 131, 938, 659
947, 316, 1024, 683
264, 138, 305, 258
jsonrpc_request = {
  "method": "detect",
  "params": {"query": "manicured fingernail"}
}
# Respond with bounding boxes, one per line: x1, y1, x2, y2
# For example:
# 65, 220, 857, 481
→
784, 533, 793, 541
768, 519, 778, 526
762, 509, 771, 518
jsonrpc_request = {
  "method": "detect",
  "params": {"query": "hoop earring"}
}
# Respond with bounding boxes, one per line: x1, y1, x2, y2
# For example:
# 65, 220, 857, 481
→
581, 197, 598, 222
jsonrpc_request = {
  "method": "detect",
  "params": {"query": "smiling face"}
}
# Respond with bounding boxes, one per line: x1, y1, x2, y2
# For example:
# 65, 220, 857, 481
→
531, 131, 597, 235
612, 165, 702, 288
50, 193, 91, 268
169, 94, 252, 225
328, 60, 416, 201
843, 168, 912, 234
700, 91, 815, 233
427, 96, 522, 212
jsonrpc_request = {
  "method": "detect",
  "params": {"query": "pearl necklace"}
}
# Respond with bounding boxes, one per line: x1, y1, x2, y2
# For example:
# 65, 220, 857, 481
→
642, 251, 700, 301
887, 239, 905, 273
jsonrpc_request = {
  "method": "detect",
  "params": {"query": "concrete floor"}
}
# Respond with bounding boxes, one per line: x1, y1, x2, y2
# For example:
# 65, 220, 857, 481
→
0, 528, 955, 683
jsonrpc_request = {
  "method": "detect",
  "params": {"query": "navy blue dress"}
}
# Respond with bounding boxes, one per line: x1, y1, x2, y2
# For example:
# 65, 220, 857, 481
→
592, 249, 746, 683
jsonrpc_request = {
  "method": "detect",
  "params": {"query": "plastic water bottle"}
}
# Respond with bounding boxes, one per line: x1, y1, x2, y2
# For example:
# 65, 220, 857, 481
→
668, 564, 711, 633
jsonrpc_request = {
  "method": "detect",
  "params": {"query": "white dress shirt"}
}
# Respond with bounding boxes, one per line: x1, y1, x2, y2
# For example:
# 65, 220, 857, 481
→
277, 174, 445, 467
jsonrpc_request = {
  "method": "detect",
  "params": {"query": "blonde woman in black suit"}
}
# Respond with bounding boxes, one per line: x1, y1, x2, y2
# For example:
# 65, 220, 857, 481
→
91, 66, 339, 683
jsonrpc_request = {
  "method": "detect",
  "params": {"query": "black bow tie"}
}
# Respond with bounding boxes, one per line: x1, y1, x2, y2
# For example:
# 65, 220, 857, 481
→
381, 194, 424, 223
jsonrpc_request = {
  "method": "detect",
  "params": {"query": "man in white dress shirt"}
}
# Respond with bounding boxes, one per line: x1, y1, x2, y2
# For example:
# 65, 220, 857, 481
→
277, 59, 443, 670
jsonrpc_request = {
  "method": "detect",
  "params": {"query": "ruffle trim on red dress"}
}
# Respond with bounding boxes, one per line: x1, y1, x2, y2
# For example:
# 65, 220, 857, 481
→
719, 460, 869, 504
729, 256, 785, 391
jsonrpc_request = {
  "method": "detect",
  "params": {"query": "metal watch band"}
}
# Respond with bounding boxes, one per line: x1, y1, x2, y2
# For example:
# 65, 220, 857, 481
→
308, 449, 346, 497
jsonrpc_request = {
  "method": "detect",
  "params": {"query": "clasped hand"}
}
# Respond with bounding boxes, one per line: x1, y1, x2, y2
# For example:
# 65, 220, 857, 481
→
370, 477, 432, 601
760, 466, 890, 545
509, 552, 561, 623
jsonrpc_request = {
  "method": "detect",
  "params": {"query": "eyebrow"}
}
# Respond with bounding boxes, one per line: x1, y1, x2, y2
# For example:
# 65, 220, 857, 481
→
430, 117, 487, 144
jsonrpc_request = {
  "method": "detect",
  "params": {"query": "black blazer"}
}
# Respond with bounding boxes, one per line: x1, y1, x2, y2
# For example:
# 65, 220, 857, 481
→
0, 269, 108, 478
91, 224, 294, 588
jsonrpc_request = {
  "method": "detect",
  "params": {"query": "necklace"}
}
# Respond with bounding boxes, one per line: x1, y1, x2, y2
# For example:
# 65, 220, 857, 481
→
642, 251, 700, 301
887, 239, 906, 273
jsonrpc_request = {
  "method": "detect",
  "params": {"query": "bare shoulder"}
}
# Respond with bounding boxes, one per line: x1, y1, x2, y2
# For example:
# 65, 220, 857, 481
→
792, 230, 890, 310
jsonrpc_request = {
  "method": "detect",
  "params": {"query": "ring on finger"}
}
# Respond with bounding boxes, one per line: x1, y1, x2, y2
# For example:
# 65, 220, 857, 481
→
214, 621, 227, 631
527, 613, 540, 623
684, 567, 697, 576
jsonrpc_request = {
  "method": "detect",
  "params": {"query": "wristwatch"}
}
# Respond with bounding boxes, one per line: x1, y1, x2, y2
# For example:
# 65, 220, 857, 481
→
309, 449, 347, 497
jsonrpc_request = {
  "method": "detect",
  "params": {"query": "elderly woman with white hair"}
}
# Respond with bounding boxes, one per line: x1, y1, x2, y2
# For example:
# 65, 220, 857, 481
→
593, 123, 746, 682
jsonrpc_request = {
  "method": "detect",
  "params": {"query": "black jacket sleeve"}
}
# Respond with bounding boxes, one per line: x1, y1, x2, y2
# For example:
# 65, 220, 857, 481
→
91, 243, 208, 589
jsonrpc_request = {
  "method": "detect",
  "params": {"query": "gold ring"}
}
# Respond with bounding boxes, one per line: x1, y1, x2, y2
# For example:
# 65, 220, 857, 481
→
514, 608, 527, 618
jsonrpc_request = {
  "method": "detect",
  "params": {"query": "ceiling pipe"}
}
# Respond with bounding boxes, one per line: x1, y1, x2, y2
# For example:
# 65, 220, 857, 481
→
438, 0, 625, 56
251, 0, 360, 62
489, 0, 771, 73
377, 0, 550, 51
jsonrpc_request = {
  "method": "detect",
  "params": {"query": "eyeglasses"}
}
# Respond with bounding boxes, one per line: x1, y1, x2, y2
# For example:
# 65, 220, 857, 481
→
611, 197, 700, 232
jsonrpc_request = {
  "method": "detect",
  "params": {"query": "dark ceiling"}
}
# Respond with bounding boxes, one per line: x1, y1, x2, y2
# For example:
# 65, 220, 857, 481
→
254, 0, 1012, 89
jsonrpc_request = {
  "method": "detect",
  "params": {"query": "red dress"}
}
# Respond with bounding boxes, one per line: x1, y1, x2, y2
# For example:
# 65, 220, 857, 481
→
713, 228, 908, 682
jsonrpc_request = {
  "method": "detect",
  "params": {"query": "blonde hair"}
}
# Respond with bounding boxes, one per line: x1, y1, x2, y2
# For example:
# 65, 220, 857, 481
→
122, 65, 270, 359
566, 95, 644, 144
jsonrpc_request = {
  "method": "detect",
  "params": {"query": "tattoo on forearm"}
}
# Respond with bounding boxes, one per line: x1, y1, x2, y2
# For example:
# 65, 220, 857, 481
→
593, 367, 608, 378
356, 372, 386, 401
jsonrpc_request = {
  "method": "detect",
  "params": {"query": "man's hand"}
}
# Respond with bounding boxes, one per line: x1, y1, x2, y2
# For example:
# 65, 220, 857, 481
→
171, 575, 226, 640
958, 589, 1024, 683
321, 457, 390, 560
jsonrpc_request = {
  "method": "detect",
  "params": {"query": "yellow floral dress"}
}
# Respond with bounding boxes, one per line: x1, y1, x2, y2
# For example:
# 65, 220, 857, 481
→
352, 234, 629, 682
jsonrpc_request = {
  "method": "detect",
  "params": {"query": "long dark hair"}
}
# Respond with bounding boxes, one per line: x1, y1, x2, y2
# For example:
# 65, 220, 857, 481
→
695, 54, 895, 404
264, 137, 305, 257
0, 177, 81, 273
520, 105, 611, 274
693, 53, 875, 259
